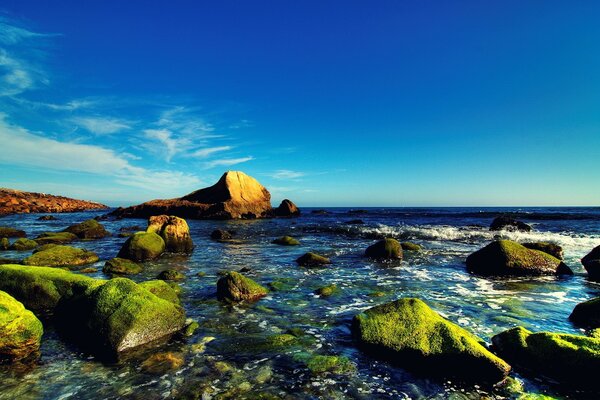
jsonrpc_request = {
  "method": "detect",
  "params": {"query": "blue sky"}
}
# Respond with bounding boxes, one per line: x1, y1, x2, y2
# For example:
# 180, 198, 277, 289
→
0, 1, 599, 207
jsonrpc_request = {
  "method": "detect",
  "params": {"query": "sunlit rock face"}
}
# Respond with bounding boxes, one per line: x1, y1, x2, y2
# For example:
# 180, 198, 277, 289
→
0, 188, 107, 216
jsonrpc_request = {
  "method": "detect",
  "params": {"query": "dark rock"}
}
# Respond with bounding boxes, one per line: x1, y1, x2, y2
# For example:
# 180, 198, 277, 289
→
272, 236, 300, 246
296, 252, 331, 267
103, 258, 143, 275
216, 271, 268, 302
522, 242, 563, 259
0, 237, 8, 251
344, 219, 364, 224
365, 238, 402, 260
570, 297, 600, 328
582, 245, 600, 280
490, 216, 532, 232
157, 269, 186, 282
211, 229, 233, 240
9, 238, 38, 251
37, 215, 57, 221
64, 219, 109, 239
0, 227, 26, 238
275, 199, 300, 217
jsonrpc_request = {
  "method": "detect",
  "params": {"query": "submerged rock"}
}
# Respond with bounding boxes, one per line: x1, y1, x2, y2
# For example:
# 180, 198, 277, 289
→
294, 353, 355, 375
0, 290, 43, 362
400, 242, 422, 252
296, 252, 331, 267
490, 216, 532, 232
0, 227, 26, 238
157, 269, 186, 282
365, 238, 403, 260
23, 245, 99, 267
37, 215, 57, 221
272, 236, 300, 246
103, 258, 143, 275
64, 219, 109, 239
117, 232, 165, 261
147, 215, 193, 253
492, 326, 600, 389
141, 351, 185, 374
352, 298, 510, 383
216, 271, 268, 302
582, 245, 600, 280
9, 238, 38, 251
315, 284, 338, 297
466, 240, 571, 276
569, 296, 600, 328
34, 231, 77, 245
0, 237, 9, 250
275, 199, 300, 217
210, 229, 233, 241
522, 242, 563, 260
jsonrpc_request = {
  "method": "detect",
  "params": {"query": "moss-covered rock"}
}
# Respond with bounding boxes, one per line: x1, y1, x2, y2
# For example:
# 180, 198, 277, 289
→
365, 238, 403, 260
34, 231, 77, 245
569, 296, 600, 328
117, 232, 165, 261
522, 242, 563, 260
147, 215, 193, 253
23, 245, 99, 267
141, 351, 185, 374
217, 271, 268, 302
157, 269, 186, 282
315, 284, 339, 297
296, 252, 331, 267
9, 238, 38, 251
352, 298, 510, 383
272, 236, 300, 246
138, 280, 181, 304
491, 326, 600, 389
0, 227, 26, 238
268, 278, 295, 292
0, 237, 9, 251
400, 242, 422, 252
0, 264, 101, 312
466, 240, 571, 276
582, 245, 600, 280
64, 219, 109, 239
103, 258, 143, 275
294, 353, 356, 375
0, 290, 43, 362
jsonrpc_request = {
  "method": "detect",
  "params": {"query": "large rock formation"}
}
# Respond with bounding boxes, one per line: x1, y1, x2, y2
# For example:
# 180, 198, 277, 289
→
112, 171, 295, 220
0, 188, 107, 216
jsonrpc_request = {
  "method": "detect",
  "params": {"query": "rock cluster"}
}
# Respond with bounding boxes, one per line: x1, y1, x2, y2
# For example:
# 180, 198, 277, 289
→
489, 216, 532, 232
0, 188, 107, 216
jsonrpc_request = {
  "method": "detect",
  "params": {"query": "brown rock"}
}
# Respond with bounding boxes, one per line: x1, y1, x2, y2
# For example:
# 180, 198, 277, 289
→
0, 188, 107, 216
147, 215, 193, 253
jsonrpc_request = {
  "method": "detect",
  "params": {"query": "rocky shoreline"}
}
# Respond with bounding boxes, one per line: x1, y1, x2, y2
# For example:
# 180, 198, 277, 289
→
0, 188, 107, 216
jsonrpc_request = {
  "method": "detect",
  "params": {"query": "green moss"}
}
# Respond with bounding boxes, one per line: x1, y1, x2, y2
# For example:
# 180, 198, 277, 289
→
64, 219, 109, 239
9, 238, 38, 251
492, 326, 600, 388
103, 257, 143, 275
570, 296, 600, 328
0, 237, 9, 251
34, 232, 77, 245
296, 252, 331, 267
401, 242, 422, 252
590, 328, 600, 339
268, 277, 295, 292
0, 290, 43, 361
0, 264, 102, 312
117, 232, 165, 261
266, 333, 297, 347
0, 227, 26, 238
217, 271, 268, 302
365, 238, 403, 259
183, 320, 199, 336
368, 291, 386, 297
522, 242, 563, 259
352, 298, 510, 383
315, 284, 339, 297
272, 236, 300, 246
293, 353, 355, 375
23, 245, 99, 267
138, 280, 180, 304
157, 269, 186, 281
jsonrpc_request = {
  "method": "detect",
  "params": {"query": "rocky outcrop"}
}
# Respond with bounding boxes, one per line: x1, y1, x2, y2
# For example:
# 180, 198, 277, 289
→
113, 171, 278, 220
22, 245, 99, 267
352, 298, 510, 383
490, 216, 532, 232
0, 188, 107, 216
147, 215, 193, 253
466, 240, 571, 276
275, 199, 300, 217
0, 290, 43, 362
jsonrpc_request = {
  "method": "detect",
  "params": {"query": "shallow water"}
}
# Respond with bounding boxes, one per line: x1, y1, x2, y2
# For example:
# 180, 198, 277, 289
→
1, 207, 599, 399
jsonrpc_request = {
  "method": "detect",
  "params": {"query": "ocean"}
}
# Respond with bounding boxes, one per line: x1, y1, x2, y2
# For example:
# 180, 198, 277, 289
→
1, 207, 599, 399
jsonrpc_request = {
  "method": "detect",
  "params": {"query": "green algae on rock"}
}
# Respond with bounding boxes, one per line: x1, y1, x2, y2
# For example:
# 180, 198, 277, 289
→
103, 257, 143, 275
466, 240, 572, 276
0, 290, 43, 362
117, 231, 165, 261
147, 215, 194, 253
9, 238, 38, 251
294, 353, 356, 375
352, 298, 510, 383
0, 227, 26, 238
34, 231, 78, 245
400, 242, 422, 252
296, 252, 331, 267
491, 326, 600, 389
365, 238, 403, 259
157, 268, 186, 281
23, 245, 99, 267
314, 284, 339, 297
63, 219, 109, 239
0, 237, 10, 250
139, 280, 181, 304
522, 242, 563, 260
272, 235, 300, 246
569, 296, 600, 328
217, 271, 268, 302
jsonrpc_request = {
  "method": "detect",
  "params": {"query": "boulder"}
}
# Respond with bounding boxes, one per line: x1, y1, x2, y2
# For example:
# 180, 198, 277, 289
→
522, 242, 563, 259
296, 252, 331, 267
23, 245, 99, 268
272, 236, 300, 246
0, 290, 43, 362
466, 240, 571, 276
9, 238, 38, 251
111, 171, 275, 220
217, 271, 268, 302
492, 326, 600, 389
117, 232, 165, 261
0, 237, 8, 250
63, 219, 109, 239
569, 297, 600, 328
103, 258, 143, 275
147, 215, 193, 253
365, 238, 402, 260
490, 216, 532, 232
0, 187, 107, 216
400, 242, 422, 252
352, 298, 510, 383
157, 269, 186, 281
138, 280, 181, 304
315, 284, 338, 297
582, 245, 600, 280
211, 229, 233, 241
0, 227, 26, 238
34, 231, 77, 245
37, 215, 57, 221
275, 199, 300, 217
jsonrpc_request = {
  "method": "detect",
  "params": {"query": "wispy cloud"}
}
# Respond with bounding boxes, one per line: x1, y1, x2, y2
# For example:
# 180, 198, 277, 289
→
0, 20, 58, 45
191, 145, 232, 158
204, 156, 254, 168
72, 116, 132, 135
266, 169, 306, 180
